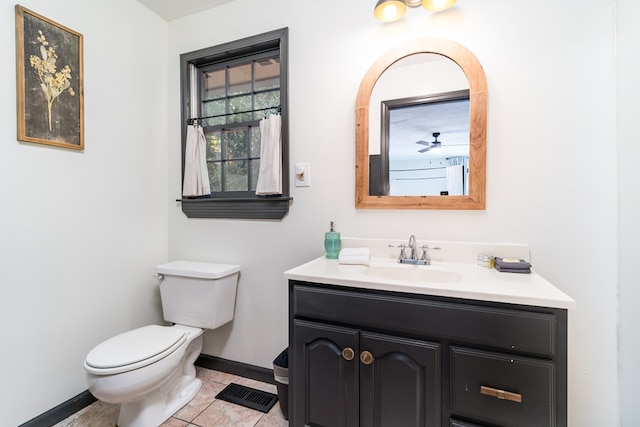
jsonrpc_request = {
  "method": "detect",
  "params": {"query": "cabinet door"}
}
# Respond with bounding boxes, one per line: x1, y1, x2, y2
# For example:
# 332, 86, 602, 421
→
359, 331, 441, 427
292, 319, 359, 427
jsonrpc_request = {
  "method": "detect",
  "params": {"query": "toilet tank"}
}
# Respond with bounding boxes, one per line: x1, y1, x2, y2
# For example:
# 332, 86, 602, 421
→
156, 260, 240, 330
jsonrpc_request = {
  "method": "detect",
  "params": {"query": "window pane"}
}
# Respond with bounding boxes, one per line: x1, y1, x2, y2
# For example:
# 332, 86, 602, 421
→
208, 162, 221, 192
228, 95, 252, 123
204, 69, 225, 100
202, 100, 226, 127
250, 159, 260, 191
250, 127, 261, 158
205, 131, 221, 161
223, 128, 248, 159
254, 90, 280, 118
254, 57, 280, 91
224, 160, 248, 191
228, 63, 252, 96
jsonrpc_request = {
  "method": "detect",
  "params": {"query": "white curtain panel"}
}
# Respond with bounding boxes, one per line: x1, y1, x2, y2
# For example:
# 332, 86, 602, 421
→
255, 114, 282, 195
182, 124, 211, 197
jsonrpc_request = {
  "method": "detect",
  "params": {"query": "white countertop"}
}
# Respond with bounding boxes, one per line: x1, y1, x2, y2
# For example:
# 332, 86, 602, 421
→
284, 256, 576, 310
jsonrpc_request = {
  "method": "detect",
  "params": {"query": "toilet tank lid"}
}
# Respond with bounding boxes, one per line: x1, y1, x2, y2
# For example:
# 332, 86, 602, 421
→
156, 260, 240, 279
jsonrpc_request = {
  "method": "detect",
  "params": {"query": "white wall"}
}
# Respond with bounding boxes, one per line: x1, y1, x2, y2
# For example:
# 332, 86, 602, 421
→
168, 0, 623, 425
0, 0, 169, 425
617, 0, 640, 424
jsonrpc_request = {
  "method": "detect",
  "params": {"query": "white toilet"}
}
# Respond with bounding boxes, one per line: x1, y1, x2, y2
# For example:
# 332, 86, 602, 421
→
84, 260, 240, 427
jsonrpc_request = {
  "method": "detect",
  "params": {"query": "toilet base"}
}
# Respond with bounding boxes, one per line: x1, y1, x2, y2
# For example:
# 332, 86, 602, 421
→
118, 375, 202, 427
111, 326, 204, 427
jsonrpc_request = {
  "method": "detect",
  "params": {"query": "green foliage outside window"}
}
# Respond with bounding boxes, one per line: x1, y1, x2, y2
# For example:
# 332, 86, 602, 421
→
200, 55, 280, 193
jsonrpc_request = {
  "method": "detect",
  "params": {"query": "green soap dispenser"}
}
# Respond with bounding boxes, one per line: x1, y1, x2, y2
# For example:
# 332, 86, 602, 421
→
324, 221, 341, 259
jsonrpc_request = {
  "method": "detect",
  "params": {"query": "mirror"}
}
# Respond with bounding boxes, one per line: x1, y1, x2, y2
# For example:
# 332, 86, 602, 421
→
355, 38, 487, 209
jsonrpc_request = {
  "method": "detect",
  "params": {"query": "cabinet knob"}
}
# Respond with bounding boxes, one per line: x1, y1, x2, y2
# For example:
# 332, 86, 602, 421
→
342, 347, 355, 361
360, 351, 374, 365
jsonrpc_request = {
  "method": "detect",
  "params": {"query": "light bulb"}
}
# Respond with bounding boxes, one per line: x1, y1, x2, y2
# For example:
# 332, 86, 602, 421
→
422, 0, 457, 12
374, 0, 407, 22
383, 4, 399, 20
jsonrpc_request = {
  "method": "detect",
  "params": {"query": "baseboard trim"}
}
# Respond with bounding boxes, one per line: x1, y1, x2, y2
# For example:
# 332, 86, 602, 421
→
196, 354, 275, 385
18, 355, 273, 427
18, 390, 97, 427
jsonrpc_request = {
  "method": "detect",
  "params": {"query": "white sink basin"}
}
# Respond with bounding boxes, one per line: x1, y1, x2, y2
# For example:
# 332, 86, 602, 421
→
362, 265, 463, 283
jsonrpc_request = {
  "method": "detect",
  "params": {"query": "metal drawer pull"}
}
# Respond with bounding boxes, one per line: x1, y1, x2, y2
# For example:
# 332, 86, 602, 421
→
360, 351, 374, 365
480, 385, 522, 403
342, 347, 355, 361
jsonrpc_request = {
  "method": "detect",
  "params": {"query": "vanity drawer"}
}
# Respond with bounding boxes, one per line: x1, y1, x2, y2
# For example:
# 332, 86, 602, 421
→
292, 282, 557, 356
450, 346, 555, 427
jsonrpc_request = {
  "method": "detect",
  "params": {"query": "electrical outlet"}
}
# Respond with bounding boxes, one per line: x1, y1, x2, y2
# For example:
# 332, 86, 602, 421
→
295, 162, 311, 187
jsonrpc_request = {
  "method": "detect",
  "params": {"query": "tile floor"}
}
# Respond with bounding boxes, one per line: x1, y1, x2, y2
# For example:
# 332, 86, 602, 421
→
53, 367, 288, 427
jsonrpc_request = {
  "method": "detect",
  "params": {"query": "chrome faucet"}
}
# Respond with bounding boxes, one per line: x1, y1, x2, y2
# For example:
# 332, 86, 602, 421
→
407, 235, 418, 262
396, 235, 439, 265
398, 234, 424, 265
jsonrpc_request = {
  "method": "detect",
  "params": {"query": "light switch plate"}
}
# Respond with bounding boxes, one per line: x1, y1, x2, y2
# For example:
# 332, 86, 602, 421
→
295, 162, 310, 187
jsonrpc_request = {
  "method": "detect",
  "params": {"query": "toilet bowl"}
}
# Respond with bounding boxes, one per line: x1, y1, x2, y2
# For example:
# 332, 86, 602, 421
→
84, 261, 240, 427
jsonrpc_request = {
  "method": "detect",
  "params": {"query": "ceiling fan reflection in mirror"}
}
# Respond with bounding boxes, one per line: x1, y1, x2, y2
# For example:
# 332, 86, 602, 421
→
416, 132, 442, 153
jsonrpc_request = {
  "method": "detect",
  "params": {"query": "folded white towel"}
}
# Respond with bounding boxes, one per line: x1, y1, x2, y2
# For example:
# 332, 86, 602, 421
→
338, 248, 370, 266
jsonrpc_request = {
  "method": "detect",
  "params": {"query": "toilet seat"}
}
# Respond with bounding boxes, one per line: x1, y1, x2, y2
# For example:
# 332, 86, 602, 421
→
85, 325, 187, 375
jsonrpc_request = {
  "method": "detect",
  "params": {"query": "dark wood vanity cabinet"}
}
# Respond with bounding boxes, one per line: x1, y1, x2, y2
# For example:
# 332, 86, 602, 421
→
288, 280, 568, 427
292, 319, 440, 427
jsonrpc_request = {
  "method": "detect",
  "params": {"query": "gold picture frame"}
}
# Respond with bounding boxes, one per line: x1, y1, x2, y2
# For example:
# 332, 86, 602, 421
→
15, 5, 84, 150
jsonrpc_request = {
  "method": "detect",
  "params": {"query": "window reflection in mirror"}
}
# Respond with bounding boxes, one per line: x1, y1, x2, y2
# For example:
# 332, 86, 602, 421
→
355, 38, 487, 210
368, 54, 470, 197
378, 91, 470, 196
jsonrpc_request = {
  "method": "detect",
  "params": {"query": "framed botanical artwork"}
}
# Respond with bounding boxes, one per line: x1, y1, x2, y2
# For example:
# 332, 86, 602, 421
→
15, 5, 84, 150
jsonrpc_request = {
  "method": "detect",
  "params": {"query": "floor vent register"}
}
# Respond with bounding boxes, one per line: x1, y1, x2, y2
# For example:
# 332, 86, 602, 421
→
215, 383, 278, 413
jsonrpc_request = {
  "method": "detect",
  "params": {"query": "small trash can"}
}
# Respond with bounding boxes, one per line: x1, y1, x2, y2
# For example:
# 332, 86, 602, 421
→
272, 348, 289, 420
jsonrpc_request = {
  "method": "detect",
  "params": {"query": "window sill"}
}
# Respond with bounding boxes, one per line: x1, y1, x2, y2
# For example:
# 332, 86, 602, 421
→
179, 196, 292, 219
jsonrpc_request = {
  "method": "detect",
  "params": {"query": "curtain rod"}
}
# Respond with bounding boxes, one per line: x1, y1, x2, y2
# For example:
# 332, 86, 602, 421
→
187, 105, 281, 125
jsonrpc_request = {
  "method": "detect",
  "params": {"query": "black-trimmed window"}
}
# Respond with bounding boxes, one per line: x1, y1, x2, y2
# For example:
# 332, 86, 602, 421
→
179, 28, 290, 219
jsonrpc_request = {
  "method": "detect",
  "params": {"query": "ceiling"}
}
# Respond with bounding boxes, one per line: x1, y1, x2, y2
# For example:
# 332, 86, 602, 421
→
135, 0, 235, 20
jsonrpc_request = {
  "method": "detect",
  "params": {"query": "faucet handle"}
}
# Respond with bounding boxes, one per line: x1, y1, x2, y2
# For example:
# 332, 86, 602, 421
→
420, 244, 441, 250
420, 245, 441, 260
420, 245, 428, 261
389, 243, 408, 260
398, 243, 407, 260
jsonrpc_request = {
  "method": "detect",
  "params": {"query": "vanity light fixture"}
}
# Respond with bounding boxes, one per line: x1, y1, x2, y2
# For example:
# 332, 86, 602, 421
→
374, 0, 457, 22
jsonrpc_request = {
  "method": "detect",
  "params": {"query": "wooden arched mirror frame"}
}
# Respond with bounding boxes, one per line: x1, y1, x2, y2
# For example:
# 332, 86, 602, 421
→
355, 38, 487, 209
